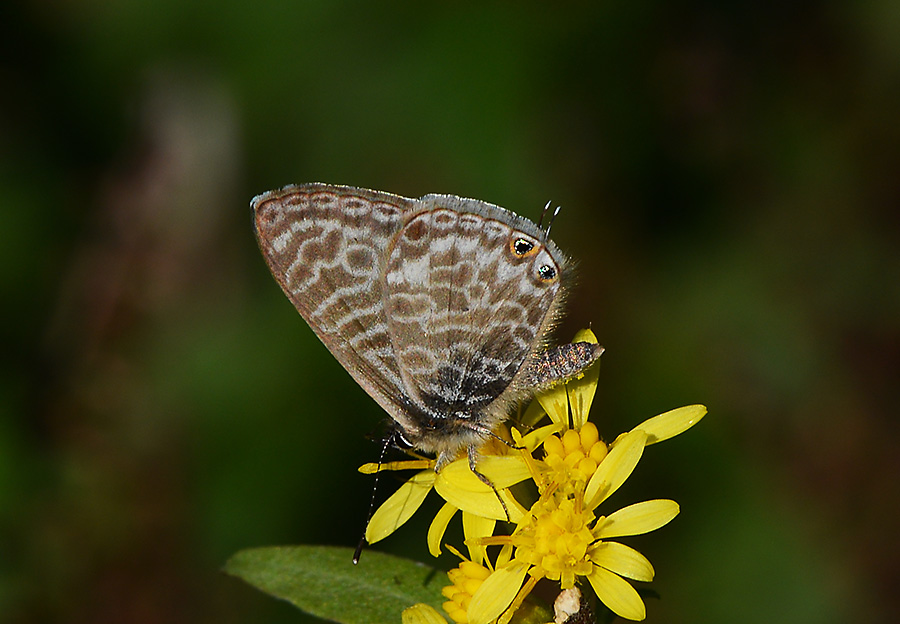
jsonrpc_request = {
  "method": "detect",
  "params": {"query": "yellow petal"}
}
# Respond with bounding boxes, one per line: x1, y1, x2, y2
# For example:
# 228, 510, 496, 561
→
520, 423, 564, 451
584, 430, 647, 510
402, 603, 449, 624
573, 328, 598, 344
462, 512, 496, 565
536, 382, 569, 428
467, 562, 529, 624
594, 499, 680, 539
437, 455, 532, 491
434, 457, 529, 521
434, 478, 526, 522
496, 542, 514, 568
567, 329, 601, 430
591, 541, 655, 582
631, 404, 707, 445
366, 470, 436, 544
427, 502, 458, 557
586, 565, 646, 621
518, 395, 548, 427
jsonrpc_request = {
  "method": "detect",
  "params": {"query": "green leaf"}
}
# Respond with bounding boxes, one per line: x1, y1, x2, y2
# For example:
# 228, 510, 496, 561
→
225, 545, 447, 624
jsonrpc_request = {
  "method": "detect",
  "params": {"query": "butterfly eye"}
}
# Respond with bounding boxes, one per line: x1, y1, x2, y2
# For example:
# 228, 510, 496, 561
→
512, 238, 535, 256
537, 264, 557, 281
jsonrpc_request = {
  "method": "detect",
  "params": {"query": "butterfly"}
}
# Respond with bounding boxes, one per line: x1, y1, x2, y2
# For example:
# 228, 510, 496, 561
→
252, 183, 602, 470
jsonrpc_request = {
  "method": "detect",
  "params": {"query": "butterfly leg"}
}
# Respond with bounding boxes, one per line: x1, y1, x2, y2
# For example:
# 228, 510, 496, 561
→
467, 444, 511, 522
518, 341, 605, 389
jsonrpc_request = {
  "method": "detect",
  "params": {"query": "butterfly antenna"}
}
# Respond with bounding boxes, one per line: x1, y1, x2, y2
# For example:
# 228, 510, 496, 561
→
544, 204, 562, 239
537, 199, 553, 228
353, 432, 395, 564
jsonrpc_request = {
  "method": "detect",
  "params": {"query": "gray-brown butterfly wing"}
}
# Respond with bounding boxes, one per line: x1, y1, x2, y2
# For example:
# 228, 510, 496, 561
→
252, 183, 420, 427
382, 195, 568, 446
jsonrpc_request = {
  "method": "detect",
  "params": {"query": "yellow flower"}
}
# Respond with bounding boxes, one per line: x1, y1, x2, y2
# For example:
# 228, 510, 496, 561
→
467, 429, 681, 623
461, 330, 707, 623
362, 328, 707, 624
442, 559, 492, 623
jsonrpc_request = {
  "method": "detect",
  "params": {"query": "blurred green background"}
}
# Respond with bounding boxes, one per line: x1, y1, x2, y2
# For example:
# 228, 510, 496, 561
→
2, 1, 898, 623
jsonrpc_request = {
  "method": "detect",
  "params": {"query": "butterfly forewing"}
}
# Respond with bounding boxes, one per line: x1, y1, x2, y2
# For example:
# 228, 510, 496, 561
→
252, 184, 418, 422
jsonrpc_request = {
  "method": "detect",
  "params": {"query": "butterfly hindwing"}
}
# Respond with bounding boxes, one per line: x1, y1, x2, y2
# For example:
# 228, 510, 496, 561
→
383, 195, 567, 427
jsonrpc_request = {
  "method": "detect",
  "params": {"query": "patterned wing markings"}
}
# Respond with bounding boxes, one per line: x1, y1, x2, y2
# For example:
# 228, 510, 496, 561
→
384, 200, 566, 429
253, 183, 420, 426
255, 184, 577, 463
421, 196, 569, 401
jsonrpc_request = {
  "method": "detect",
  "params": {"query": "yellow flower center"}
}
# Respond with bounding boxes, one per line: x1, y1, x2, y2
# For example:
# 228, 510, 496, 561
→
442, 561, 491, 623
543, 422, 608, 490
511, 498, 596, 589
